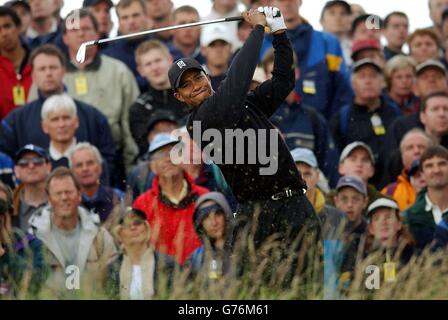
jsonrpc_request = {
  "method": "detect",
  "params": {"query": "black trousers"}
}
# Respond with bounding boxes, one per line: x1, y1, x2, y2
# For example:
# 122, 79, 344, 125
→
235, 192, 322, 249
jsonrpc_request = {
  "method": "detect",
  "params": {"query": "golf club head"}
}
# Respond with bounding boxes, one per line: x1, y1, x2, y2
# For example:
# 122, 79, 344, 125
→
76, 40, 96, 64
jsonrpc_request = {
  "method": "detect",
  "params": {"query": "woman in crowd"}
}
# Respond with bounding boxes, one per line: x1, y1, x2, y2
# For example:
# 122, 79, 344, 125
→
105, 208, 175, 300
0, 182, 46, 299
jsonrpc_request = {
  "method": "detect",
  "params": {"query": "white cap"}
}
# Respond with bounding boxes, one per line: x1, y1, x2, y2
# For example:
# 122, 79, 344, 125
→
200, 24, 233, 48
367, 198, 400, 218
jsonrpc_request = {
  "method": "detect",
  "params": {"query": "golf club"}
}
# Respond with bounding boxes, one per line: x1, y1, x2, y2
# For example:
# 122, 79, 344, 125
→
76, 16, 244, 64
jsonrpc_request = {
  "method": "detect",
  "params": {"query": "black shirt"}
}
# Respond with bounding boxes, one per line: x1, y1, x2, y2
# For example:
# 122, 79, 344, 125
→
186, 25, 306, 203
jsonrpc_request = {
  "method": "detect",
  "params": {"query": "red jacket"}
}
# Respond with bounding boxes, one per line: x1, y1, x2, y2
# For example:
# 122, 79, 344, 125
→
0, 54, 32, 119
133, 173, 208, 264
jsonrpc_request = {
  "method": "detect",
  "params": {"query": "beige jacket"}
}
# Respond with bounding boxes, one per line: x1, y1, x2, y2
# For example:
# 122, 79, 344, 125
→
29, 205, 117, 297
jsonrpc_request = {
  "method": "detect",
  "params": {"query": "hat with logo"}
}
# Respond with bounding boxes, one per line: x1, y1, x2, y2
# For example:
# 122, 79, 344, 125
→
15, 144, 49, 164
169, 58, 205, 90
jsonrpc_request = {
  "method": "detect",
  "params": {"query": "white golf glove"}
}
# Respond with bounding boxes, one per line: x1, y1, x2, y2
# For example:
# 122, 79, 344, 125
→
257, 6, 287, 34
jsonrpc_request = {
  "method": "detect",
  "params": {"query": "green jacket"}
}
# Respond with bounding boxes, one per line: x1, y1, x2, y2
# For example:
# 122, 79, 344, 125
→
402, 189, 435, 251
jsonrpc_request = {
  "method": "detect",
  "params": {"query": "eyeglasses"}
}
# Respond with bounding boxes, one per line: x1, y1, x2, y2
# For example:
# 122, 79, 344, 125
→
123, 219, 145, 229
17, 157, 46, 168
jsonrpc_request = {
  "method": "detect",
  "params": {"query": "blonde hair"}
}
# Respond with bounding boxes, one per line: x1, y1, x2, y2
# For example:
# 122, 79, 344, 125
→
135, 39, 172, 66
384, 55, 417, 90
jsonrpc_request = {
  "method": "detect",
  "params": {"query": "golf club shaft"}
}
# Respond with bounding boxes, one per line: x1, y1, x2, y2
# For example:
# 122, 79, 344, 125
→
93, 16, 243, 46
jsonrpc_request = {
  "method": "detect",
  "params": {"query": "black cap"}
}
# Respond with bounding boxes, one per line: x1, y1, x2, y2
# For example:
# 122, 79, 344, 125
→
119, 207, 147, 224
82, 0, 114, 8
352, 58, 382, 73
169, 58, 205, 90
15, 144, 49, 164
146, 110, 178, 137
321, 1, 351, 16
4, 0, 31, 12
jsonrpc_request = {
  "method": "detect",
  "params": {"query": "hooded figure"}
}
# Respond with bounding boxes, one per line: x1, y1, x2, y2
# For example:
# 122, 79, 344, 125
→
187, 192, 235, 280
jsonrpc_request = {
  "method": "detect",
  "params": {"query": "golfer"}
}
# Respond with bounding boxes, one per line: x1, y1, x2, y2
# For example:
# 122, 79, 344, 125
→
168, 7, 320, 247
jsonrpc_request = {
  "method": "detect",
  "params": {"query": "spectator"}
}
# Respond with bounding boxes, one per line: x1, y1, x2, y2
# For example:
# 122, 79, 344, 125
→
41, 94, 78, 169
60, 9, 139, 173
200, 24, 233, 90
407, 29, 441, 65
4, 0, 32, 34
420, 91, 448, 146
330, 59, 400, 187
25, 0, 64, 50
0, 7, 32, 119
320, 0, 352, 67
127, 111, 178, 198
349, 3, 365, 23
428, 0, 448, 43
70, 143, 123, 229
28, 167, 117, 296
187, 192, 235, 281
105, 207, 176, 299
335, 142, 383, 206
169, 6, 204, 63
382, 129, 432, 211
270, 62, 340, 187
383, 12, 409, 61
132, 133, 207, 265
351, 14, 382, 42
0, 45, 117, 187
291, 148, 346, 235
145, 0, 173, 43
271, 0, 352, 120
385, 60, 448, 158
83, 0, 114, 41
350, 38, 386, 68
383, 55, 419, 115
12, 144, 51, 233
130, 40, 188, 156
403, 145, 448, 251
0, 182, 46, 299
103, 0, 151, 91
334, 175, 369, 276
344, 198, 415, 289
203, 0, 242, 52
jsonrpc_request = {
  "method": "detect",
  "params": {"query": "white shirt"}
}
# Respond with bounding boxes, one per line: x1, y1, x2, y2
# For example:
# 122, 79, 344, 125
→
49, 138, 77, 161
425, 194, 445, 225
129, 265, 144, 300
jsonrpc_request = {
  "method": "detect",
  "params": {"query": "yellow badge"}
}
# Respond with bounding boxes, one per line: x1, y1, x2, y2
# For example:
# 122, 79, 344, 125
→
75, 75, 88, 95
12, 85, 26, 106
326, 54, 342, 72
383, 262, 396, 283
303, 80, 316, 95
370, 113, 385, 136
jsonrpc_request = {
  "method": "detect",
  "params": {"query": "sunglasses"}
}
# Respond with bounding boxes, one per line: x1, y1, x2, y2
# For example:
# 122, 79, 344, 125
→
17, 157, 46, 168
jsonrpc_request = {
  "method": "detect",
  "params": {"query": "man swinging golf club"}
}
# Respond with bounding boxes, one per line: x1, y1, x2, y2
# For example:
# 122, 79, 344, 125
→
168, 7, 321, 249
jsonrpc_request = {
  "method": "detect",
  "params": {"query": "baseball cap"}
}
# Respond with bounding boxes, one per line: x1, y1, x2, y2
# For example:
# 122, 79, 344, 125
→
147, 133, 180, 155
200, 24, 233, 48
351, 38, 382, 60
82, 0, 113, 8
168, 57, 205, 90
339, 141, 375, 164
336, 175, 367, 196
145, 110, 178, 137
321, 0, 351, 16
367, 197, 399, 218
119, 207, 147, 225
291, 148, 318, 168
416, 59, 447, 76
352, 58, 382, 73
15, 144, 49, 164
